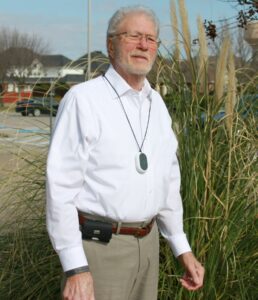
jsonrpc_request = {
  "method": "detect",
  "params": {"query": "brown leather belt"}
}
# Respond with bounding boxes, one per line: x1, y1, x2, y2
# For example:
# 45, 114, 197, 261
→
78, 214, 155, 238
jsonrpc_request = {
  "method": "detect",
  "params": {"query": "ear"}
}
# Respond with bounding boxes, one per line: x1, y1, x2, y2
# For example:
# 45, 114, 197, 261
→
107, 38, 115, 59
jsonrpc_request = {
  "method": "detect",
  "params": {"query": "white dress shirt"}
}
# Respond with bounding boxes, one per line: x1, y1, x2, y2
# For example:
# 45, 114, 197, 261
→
46, 66, 191, 272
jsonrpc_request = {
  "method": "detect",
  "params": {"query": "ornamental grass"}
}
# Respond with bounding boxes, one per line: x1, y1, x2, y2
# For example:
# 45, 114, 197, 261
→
0, 1, 257, 299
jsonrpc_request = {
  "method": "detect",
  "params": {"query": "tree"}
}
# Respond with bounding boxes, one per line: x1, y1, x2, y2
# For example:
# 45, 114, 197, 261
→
204, 0, 258, 40
208, 22, 252, 65
0, 27, 49, 103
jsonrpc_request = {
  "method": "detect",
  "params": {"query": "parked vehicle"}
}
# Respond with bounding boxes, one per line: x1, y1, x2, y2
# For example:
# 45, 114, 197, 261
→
237, 94, 258, 118
15, 97, 59, 117
200, 94, 258, 125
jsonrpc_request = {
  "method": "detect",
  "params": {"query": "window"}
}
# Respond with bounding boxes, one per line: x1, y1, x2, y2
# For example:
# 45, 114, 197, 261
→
7, 83, 14, 92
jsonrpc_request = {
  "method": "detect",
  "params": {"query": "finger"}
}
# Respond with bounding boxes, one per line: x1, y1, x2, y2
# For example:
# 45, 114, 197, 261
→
181, 278, 202, 291
182, 271, 200, 286
181, 271, 203, 290
180, 278, 200, 291
198, 264, 205, 279
189, 263, 204, 286
191, 269, 201, 285
194, 264, 205, 286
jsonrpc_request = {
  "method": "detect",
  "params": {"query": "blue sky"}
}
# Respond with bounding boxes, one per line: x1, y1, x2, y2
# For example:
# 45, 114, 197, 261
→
0, 0, 241, 60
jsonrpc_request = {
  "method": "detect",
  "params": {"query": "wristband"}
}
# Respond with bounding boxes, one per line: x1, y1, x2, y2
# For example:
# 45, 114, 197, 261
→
65, 266, 90, 277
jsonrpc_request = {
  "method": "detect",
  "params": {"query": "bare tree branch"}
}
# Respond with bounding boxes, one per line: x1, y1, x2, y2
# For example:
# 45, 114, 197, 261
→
0, 27, 49, 83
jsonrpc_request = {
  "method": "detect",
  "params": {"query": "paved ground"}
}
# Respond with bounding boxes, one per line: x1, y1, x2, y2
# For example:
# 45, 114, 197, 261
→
0, 111, 54, 140
0, 111, 53, 176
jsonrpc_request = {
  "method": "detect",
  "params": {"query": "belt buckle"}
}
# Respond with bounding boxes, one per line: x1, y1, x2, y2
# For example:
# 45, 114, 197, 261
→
134, 228, 144, 237
134, 222, 147, 237
134, 219, 154, 237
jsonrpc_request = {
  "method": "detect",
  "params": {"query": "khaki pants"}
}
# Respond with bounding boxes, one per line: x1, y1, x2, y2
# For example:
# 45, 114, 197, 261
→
82, 222, 159, 300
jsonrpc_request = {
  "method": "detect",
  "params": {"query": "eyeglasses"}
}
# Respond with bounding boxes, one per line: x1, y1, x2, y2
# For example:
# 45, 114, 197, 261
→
111, 32, 161, 48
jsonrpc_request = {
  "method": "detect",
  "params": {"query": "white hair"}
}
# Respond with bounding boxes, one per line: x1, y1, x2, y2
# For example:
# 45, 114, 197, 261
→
107, 5, 160, 39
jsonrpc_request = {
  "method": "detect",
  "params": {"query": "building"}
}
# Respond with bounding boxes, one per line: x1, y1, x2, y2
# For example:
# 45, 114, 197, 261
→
0, 51, 108, 103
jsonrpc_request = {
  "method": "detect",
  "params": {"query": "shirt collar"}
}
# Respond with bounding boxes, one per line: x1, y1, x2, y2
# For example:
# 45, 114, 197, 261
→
104, 65, 152, 100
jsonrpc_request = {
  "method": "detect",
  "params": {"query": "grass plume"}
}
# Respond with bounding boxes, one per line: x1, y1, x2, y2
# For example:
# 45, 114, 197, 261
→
178, 0, 191, 63
170, 0, 180, 62
215, 37, 230, 103
225, 50, 236, 138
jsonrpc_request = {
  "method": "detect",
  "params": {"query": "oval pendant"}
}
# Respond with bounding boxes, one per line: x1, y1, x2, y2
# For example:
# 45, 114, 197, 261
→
135, 152, 148, 174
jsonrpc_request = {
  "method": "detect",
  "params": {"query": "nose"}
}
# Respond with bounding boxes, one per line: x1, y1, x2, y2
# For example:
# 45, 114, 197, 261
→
137, 36, 149, 50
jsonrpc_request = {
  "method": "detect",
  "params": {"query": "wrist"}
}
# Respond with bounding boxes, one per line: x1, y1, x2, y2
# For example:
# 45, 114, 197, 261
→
178, 251, 194, 265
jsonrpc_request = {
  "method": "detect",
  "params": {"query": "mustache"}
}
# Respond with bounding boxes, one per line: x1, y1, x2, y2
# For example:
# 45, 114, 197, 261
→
130, 52, 150, 60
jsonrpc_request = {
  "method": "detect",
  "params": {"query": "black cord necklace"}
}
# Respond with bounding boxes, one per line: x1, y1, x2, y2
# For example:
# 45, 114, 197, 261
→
103, 74, 152, 174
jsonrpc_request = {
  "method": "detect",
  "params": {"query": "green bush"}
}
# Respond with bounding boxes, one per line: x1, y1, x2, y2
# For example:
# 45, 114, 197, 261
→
158, 86, 257, 299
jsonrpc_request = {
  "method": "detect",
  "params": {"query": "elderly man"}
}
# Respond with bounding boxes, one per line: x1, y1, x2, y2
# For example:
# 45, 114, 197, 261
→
46, 5, 204, 300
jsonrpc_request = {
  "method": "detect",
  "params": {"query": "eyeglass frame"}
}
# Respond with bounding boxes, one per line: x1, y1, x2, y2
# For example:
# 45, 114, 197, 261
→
109, 31, 161, 48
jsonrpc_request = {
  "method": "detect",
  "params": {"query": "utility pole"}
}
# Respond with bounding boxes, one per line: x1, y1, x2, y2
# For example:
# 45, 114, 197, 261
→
49, 79, 55, 138
87, 0, 91, 80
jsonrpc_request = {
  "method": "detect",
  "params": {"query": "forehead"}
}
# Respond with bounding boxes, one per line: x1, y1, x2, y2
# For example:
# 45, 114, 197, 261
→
117, 12, 157, 35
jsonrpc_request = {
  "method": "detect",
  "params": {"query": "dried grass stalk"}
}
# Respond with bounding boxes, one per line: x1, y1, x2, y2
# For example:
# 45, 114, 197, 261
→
197, 16, 208, 94
215, 37, 230, 103
170, 0, 180, 62
178, 0, 191, 62
225, 50, 236, 138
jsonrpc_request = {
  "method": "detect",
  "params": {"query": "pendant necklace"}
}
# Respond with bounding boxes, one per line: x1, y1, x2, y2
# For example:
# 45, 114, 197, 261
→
103, 74, 152, 174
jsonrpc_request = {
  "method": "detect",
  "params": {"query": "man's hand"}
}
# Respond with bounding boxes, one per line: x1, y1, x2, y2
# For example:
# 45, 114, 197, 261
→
63, 272, 95, 300
178, 251, 204, 291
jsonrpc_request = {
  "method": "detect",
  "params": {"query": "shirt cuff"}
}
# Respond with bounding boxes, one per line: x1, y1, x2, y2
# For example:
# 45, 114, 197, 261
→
58, 246, 88, 272
167, 233, 192, 257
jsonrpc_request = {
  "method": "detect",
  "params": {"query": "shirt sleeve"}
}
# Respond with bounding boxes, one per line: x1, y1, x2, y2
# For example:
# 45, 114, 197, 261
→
46, 89, 93, 271
156, 112, 192, 257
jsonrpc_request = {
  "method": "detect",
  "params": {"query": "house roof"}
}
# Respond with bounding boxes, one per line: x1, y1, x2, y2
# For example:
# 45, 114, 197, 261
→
39, 55, 71, 67
72, 51, 109, 73
74, 51, 108, 64
60, 74, 86, 84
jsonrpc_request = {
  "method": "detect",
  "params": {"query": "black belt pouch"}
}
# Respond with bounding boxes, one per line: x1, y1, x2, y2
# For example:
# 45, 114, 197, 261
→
81, 219, 112, 243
